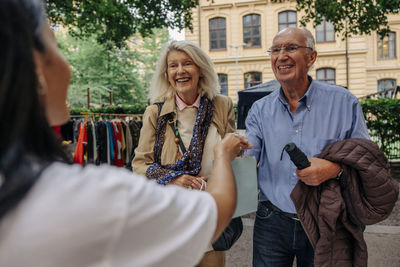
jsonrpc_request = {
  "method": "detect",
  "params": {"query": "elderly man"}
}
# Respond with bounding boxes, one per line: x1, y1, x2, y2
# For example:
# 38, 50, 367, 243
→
245, 27, 371, 266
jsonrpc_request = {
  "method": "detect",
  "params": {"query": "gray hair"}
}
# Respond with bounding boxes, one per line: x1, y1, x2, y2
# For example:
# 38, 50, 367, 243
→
302, 28, 315, 51
149, 40, 220, 104
301, 28, 316, 71
275, 27, 315, 51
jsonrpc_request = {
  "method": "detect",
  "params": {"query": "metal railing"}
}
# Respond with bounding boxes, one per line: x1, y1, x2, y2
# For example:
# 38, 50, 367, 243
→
358, 86, 400, 100
370, 136, 400, 160
359, 86, 400, 160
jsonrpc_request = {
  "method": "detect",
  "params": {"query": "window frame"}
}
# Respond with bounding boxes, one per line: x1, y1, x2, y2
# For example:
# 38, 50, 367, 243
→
377, 31, 397, 60
244, 72, 262, 89
378, 78, 396, 90
377, 78, 397, 98
209, 17, 227, 51
243, 14, 261, 48
218, 73, 228, 96
316, 68, 336, 85
278, 11, 297, 32
316, 17, 335, 43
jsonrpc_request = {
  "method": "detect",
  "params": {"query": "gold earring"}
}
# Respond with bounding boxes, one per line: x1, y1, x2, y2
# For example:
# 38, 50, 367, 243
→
37, 75, 48, 95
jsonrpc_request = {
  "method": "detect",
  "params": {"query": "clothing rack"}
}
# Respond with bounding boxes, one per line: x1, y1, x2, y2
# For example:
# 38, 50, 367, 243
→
66, 115, 142, 167
80, 112, 143, 121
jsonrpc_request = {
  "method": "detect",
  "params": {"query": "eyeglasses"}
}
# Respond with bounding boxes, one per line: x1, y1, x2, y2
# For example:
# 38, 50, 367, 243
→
267, 44, 313, 56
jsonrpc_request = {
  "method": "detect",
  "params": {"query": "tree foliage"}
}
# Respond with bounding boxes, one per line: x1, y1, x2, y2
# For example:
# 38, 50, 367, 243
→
272, 0, 400, 38
57, 28, 169, 108
129, 28, 170, 97
361, 98, 400, 159
46, 0, 198, 47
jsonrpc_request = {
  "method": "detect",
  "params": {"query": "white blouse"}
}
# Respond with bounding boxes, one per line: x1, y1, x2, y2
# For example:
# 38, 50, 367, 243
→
0, 162, 217, 267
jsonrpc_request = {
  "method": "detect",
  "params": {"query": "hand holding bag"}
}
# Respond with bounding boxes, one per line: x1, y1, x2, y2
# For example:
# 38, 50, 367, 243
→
212, 217, 243, 251
212, 156, 258, 251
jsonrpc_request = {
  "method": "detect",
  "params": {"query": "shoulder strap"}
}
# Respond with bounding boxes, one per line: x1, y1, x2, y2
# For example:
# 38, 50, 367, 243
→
153, 102, 187, 154
154, 102, 164, 118
168, 119, 187, 154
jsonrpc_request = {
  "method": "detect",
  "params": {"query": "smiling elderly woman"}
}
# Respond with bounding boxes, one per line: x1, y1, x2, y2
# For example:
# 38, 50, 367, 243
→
132, 40, 235, 266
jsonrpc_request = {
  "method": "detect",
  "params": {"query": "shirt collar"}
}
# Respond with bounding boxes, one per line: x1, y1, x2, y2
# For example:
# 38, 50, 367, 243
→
303, 76, 315, 110
278, 76, 314, 111
175, 94, 201, 111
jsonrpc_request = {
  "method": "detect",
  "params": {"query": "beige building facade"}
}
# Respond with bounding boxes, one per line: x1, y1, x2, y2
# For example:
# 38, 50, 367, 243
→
185, 0, 400, 102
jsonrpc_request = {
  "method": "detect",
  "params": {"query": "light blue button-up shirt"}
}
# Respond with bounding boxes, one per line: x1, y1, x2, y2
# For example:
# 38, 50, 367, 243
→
245, 78, 370, 213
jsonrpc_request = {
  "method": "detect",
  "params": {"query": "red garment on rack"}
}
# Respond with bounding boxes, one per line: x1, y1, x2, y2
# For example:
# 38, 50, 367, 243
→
51, 125, 61, 138
74, 122, 87, 165
111, 121, 123, 167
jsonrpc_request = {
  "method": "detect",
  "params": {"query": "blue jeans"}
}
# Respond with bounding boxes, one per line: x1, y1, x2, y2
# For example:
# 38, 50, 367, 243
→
253, 202, 314, 267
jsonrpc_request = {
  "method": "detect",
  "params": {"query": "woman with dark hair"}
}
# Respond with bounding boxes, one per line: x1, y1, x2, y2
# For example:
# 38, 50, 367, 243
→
0, 1, 251, 266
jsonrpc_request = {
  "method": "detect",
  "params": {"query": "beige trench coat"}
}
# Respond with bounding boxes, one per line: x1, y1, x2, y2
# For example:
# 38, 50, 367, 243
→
132, 94, 235, 175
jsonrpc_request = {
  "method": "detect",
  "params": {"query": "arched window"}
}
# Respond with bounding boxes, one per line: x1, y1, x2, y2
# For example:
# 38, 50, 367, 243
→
378, 79, 396, 92
209, 17, 226, 50
243, 14, 261, 47
316, 68, 335, 85
316, 17, 334, 42
377, 32, 396, 60
218, 73, 228, 96
278, 11, 296, 32
244, 72, 262, 88
378, 79, 396, 98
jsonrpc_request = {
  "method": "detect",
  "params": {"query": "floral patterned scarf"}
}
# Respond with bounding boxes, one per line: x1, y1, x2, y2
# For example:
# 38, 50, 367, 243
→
146, 96, 214, 185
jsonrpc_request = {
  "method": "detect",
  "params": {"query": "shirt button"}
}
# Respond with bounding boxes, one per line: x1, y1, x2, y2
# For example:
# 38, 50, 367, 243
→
293, 173, 296, 176
296, 130, 299, 134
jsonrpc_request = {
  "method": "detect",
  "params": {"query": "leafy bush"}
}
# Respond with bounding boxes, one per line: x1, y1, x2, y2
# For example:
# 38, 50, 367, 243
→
361, 98, 400, 159
70, 104, 147, 116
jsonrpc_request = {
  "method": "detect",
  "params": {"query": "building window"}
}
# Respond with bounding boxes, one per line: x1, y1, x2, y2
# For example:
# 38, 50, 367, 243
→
218, 74, 228, 96
244, 72, 262, 88
377, 32, 396, 59
378, 79, 396, 98
278, 11, 297, 32
316, 17, 335, 42
209, 17, 226, 50
243, 14, 261, 47
316, 68, 336, 85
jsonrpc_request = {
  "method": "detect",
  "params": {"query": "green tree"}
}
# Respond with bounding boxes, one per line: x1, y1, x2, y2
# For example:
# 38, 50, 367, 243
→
272, 0, 400, 37
46, 0, 198, 48
57, 28, 169, 108
129, 28, 170, 97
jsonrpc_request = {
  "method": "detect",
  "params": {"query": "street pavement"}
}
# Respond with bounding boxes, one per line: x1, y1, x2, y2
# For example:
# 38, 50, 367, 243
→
226, 182, 400, 267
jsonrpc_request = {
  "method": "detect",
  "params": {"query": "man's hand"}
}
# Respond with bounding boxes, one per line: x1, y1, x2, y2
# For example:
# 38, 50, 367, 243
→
214, 133, 253, 162
296, 158, 341, 186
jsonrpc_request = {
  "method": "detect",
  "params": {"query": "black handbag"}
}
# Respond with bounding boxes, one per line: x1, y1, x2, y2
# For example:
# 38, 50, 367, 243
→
212, 217, 243, 251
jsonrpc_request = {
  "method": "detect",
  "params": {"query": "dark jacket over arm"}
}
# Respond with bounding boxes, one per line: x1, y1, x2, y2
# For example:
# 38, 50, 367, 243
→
291, 138, 399, 267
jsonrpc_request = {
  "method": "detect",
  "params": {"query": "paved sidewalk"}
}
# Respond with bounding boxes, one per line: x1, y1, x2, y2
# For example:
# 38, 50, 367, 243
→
226, 182, 400, 267
226, 219, 400, 267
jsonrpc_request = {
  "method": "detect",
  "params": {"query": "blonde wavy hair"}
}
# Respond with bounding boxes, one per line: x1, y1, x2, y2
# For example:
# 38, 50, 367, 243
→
148, 40, 220, 104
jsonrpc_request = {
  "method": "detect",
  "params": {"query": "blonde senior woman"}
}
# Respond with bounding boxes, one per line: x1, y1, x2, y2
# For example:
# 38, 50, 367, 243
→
132, 40, 236, 266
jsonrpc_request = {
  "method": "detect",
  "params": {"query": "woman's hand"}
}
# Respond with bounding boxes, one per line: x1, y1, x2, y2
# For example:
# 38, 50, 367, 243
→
168, 174, 208, 190
214, 133, 253, 162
